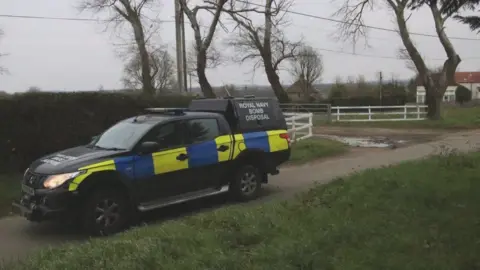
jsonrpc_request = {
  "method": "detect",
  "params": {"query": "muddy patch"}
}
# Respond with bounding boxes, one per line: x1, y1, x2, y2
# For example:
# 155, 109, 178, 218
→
314, 126, 446, 147
316, 134, 405, 149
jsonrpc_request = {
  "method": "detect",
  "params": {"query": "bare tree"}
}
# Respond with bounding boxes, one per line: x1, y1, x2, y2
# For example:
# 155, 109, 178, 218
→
122, 47, 176, 93
334, 0, 461, 119
397, 47, 417, 73
224, 0, 302, 102
186, 41, 223, 79
79, 0, 157, 96
356, 74, 369, 92
289, 46, 323, 86
178, 0, 231, 98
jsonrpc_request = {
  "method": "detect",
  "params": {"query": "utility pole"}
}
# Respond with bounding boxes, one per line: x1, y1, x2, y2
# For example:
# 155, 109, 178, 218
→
189, 73, 192, 92
180, 5, 188, 93
174, 0, 186, 93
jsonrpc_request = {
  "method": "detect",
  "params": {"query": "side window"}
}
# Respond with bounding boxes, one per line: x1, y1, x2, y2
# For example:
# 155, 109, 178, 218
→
184, 118, 220, 145
141, 122, 184, 150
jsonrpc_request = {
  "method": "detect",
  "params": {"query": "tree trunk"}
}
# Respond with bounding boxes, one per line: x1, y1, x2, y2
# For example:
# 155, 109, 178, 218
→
424, 86, 442, 120
264, 60, 290, 103
132, 18, 154, 96
196, 50, 216, 98
392, 3, 460, 120
262, 0, 289, 103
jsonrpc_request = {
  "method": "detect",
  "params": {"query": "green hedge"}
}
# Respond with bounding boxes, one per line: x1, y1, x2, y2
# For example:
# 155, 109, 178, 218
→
0, 91, 193, 173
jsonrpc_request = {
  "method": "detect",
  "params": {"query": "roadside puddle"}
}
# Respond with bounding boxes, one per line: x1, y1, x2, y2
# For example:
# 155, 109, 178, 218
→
317, 135, 408, 148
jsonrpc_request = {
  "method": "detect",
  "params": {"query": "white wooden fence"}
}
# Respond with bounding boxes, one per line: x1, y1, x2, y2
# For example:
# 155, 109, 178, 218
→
283, 112, 313, 142
331, 105, 428, 122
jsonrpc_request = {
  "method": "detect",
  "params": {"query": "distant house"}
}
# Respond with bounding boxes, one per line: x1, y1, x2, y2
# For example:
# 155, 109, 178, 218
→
286, 78, 317, 102
416, 72, 480, 103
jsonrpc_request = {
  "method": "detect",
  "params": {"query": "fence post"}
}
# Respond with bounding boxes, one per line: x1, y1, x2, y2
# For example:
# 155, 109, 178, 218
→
368, 106, 372, 121
336, 107, 340, 121
308, 113, 313, 138
404, 105, 407, 120
292, 113, 296, 142
417, 105, 420, 119
327, 104, 332, 123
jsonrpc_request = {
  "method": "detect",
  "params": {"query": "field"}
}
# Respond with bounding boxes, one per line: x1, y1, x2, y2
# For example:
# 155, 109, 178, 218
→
5, 149, 480, 270
318, 106, 480, 129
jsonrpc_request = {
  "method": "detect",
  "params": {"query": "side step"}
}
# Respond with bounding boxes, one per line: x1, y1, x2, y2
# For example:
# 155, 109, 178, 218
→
137, 185, 230, 212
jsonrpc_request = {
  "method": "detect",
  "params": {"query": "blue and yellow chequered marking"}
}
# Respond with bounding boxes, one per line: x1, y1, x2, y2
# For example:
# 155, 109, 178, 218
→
68, 135, 236, 191
151, 147, 189, 174
68, 130, 289, 191
266, 130, 289, 152
215, 135, 234, 162
68, 160, 117, 191
233, 129, 289, 155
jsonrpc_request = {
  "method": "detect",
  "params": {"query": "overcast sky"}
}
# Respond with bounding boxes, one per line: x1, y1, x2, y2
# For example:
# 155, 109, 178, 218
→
0, 0, 479, 92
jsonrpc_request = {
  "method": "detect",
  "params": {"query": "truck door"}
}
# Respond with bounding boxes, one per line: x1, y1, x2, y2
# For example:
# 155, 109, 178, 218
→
133, 121, 192, 202
183, 118, 234, 191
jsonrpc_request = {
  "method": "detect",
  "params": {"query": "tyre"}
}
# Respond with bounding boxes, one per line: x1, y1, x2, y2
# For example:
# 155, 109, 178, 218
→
230, 164, 262, 201
82, 188, 132, 236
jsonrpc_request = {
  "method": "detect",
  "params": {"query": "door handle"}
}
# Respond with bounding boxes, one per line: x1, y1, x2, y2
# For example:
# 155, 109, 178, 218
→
176, 153, 189, 161
217, 145, 229, 152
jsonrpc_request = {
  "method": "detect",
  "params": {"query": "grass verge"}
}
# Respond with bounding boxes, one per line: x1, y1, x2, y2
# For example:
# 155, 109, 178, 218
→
0, 174, 21, 218
6, 150, 480, 270
318, 106, 480, 129
288, 137, 348, 164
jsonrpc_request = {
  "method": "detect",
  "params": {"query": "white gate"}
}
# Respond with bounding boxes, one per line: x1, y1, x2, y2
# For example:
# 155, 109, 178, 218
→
283, 112, 313, 142
331, 105, 428, 122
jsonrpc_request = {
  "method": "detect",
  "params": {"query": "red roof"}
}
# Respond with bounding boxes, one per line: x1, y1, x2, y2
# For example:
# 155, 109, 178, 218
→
416, 71, 480, 85
454, 72, 480, 83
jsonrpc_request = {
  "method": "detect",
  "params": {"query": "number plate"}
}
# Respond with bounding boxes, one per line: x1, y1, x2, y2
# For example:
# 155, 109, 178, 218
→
22, 184, 35, 196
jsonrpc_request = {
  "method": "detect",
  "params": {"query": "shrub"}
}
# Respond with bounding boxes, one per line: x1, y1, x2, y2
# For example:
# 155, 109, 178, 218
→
0, 91, 193, 173
455, 85, 472, 104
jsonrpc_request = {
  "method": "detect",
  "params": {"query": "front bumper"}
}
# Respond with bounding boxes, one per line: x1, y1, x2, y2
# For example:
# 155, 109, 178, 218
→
12, 187, 77, 222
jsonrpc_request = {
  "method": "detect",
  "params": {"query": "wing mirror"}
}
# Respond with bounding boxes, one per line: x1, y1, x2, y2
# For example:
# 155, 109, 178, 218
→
89, 135, 99, 145
138, 141, 159, 153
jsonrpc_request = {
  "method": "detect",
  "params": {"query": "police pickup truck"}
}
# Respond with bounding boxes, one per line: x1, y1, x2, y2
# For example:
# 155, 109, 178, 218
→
12, 97, 291, 236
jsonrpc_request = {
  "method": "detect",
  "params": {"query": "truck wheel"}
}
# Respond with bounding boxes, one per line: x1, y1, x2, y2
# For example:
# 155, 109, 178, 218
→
82, 188, 131, 236
230, 164, 262, 201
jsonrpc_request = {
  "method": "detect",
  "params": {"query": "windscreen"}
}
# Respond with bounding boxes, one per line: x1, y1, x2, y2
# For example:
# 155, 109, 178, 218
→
93, 121, 153, 150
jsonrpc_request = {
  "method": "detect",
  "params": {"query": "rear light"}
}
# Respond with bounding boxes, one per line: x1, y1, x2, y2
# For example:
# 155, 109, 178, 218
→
279, 133, 291, 145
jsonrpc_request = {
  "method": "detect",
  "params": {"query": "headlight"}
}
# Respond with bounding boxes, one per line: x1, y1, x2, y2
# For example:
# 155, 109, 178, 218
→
43, 171, 85, 189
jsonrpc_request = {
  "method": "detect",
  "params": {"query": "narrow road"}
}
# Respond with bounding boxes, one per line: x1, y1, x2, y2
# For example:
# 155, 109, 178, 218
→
0, 129, 478, 263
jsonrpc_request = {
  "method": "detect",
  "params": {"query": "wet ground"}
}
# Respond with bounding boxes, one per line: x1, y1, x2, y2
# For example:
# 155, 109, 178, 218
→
314, 126, 446, 148
316, 134, 404, 148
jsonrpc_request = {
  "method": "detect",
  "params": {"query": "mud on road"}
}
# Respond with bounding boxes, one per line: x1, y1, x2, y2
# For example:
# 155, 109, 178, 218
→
314, 126, 447, 147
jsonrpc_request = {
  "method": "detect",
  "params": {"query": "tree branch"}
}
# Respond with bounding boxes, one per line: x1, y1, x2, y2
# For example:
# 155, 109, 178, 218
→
332, 0, 373, 46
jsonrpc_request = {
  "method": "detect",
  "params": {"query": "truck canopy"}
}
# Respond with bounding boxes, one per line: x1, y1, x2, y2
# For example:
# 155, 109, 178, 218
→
188, 97, 287, 133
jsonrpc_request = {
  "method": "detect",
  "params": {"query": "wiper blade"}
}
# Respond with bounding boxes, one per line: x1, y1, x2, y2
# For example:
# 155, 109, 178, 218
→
96, 146, 125, 151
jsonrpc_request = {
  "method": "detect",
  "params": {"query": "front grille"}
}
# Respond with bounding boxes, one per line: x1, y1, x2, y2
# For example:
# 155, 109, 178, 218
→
23, 171, 48, 189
